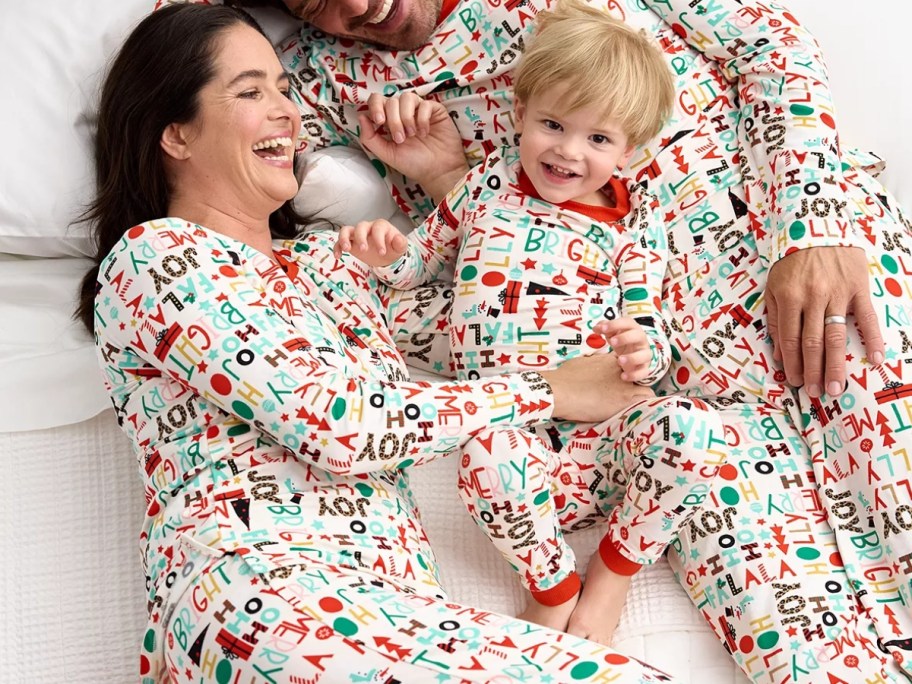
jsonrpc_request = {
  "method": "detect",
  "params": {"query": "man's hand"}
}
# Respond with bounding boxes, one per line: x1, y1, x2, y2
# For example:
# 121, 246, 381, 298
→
766, 246, 884, 398
334, 219, 408, 268
359, 92, 469, 203
596, 317, 653, 382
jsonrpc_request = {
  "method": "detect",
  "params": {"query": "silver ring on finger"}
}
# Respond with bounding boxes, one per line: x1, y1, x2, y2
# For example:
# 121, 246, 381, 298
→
823, 315, 847, 326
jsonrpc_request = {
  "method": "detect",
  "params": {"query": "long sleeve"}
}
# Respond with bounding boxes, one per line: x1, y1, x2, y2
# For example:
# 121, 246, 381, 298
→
374, 167, 477, 289
644, 0, 865, 266
96, 220, 554, 477
616, 194, 672, 385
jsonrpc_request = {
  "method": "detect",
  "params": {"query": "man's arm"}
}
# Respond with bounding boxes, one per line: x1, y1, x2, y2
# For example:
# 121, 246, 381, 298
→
285, 26, 360, 154
644, 0, 884, 395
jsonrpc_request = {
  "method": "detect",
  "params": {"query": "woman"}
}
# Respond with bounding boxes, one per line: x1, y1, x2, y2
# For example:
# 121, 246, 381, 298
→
76, 5, 670, 682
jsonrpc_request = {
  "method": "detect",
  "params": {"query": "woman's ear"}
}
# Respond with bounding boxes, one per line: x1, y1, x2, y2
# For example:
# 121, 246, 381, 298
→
160, 123, 191, 160
514, 99, 526, 135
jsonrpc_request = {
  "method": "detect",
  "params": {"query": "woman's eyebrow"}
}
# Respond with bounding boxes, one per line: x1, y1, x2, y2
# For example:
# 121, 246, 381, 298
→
227, 69, 266, 87
227, 69, 292, 87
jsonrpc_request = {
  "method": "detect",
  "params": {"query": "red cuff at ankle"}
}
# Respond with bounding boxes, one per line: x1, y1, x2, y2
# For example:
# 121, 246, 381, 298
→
598, 536, 643, 576
530, 571, 582, 606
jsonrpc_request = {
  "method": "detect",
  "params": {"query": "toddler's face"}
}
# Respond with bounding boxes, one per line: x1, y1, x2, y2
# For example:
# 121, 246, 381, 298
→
515, 89, 634, 207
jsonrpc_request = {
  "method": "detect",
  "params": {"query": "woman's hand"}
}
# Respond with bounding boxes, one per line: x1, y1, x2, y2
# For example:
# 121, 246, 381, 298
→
334, 219, 408, 268
359, 92, 469, 202
597, 317, 652, 382
540, 352, 654, 423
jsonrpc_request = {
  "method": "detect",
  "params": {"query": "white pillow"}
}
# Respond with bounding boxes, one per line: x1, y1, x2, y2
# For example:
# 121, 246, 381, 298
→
295, 146, 415, 233
0, 0, 151, 257
0, 254, 110, 432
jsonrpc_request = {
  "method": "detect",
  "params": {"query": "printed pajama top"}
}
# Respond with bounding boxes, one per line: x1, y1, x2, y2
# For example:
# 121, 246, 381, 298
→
283, 0, 868, 279
376, 152, 672, 385
93, 219, 555, 665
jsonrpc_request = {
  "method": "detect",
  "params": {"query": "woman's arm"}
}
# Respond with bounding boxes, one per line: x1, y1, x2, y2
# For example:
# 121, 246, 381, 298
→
98, 221, 633, 476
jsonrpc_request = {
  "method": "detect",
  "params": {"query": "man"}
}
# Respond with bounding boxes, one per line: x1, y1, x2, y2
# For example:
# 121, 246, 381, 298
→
233, 0, 912, 680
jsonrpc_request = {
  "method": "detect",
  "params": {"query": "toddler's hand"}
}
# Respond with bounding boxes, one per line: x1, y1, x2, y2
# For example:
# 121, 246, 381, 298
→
596, 317, 652, 382
359, 92, 468, 202
334, 219, 407, 268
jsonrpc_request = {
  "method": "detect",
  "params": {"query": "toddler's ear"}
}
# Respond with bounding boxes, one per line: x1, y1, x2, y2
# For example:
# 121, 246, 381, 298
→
514, 99, 526, 134
617, 144, 636, 170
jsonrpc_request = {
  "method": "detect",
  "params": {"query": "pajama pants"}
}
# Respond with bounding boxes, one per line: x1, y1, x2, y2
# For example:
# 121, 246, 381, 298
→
456, 396, 725, 606
382, 163, 912, 682
162, 543, 678, 683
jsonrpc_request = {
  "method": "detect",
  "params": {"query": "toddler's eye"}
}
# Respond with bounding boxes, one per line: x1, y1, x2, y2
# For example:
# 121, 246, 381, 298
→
591, 134, 610, 145
543, 119, 561, 131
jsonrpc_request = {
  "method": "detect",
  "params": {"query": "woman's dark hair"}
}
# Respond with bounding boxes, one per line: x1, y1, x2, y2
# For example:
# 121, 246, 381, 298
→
75, 3, 304, 332
225, 0, 296, 17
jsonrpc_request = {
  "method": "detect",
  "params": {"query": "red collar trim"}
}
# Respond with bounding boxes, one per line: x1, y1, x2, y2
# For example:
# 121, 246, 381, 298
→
438, 0, 460, 22
517, 168, 631, 223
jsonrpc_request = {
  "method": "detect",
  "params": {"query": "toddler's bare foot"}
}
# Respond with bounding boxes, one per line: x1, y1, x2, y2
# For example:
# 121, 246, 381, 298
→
566, 550, 633, 644
517, 589, 579, 633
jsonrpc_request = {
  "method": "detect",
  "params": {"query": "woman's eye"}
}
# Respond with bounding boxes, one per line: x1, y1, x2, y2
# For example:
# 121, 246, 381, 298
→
239, 90, 260, 99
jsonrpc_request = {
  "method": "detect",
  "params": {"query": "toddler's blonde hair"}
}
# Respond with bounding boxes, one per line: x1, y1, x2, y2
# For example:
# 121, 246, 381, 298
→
514, 0, 674, 147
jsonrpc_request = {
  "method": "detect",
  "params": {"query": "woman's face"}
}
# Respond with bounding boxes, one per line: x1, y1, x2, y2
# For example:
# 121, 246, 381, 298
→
168, 23, 301, 217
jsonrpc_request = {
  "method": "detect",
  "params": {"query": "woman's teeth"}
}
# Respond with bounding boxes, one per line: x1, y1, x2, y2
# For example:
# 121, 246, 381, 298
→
253, 137, 292, 160
253, 137, 291, 150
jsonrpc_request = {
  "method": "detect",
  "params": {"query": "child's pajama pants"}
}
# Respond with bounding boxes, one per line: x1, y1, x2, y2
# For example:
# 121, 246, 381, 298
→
457, 395, 726, 605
